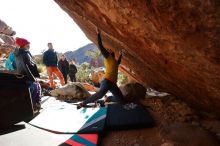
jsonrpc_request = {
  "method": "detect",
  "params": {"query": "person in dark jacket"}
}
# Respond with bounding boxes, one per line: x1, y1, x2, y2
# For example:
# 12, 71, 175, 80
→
58, 54, 69, 84
43, 43, 64, 89
14, 37, 41, 111
69, 59, 77, 82
77, 28, 123, 109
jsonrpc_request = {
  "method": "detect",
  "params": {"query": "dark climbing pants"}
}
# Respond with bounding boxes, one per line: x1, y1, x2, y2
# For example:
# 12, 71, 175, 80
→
29, 82, 41, 105
69, 74, 76, 82
62, 72, 68, 84
83, 78, 123, 105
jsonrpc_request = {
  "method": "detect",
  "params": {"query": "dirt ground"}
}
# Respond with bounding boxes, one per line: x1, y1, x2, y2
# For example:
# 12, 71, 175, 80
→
99, 90, 220, 146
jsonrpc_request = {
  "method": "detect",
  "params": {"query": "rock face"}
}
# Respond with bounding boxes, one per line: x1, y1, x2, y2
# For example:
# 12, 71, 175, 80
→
160, 123, 219, 146
0, 19, 16, 56
55, 0, 220, 116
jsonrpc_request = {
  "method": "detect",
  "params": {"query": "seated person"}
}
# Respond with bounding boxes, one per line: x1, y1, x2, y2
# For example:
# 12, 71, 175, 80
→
14, 38, 41, 111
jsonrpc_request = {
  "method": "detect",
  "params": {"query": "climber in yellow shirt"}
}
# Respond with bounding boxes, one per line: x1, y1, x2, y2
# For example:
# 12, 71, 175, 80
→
78, 28, 123, 109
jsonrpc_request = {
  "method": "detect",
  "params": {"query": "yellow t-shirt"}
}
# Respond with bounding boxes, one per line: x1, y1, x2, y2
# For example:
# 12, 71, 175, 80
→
104, 55, 118, 82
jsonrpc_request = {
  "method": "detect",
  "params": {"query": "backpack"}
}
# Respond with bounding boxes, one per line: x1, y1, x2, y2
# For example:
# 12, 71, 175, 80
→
0, 72, 33, 128
5, 52, 16, 70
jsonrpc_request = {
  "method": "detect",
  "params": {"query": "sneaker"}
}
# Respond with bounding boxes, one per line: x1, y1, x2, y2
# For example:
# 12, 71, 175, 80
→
33, 103, 41, 112
77, 102, 84, 110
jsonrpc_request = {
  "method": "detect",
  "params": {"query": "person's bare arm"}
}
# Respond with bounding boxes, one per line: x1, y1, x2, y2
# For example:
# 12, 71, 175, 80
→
117, 49, 122, 64
96, 28, 109, 58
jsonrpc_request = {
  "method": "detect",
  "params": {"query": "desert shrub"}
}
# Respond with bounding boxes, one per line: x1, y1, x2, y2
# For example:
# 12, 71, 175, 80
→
37, 63, 47, 74
76, 62, 94, 82
117, 72, 128, 85
76, 62, 128, 85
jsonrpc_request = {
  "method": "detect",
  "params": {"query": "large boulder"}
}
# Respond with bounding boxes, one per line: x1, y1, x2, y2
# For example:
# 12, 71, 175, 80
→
82, 82, 98, 92
0, 19, 15, 56
0, 34, 14, 45
119, 82, 146, 102
38, 79, 50, 89
55, 0, 220, 116
89, 68, 105, 87
50, 82, 91, 101
0, 20, 15, 36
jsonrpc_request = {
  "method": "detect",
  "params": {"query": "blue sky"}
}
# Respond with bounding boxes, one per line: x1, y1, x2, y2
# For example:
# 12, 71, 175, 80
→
0, 0, 91, 55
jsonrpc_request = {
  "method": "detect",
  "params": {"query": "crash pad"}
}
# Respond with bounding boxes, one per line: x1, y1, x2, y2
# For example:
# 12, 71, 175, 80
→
0, 122, 72, 146
59, 134, 98, 146
0, 122, 98, 146
29, 97, 107, 134
106, 103, 154, 129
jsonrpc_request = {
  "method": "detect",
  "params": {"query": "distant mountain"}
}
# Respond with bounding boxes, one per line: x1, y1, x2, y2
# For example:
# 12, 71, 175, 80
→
64, 43, 104, 67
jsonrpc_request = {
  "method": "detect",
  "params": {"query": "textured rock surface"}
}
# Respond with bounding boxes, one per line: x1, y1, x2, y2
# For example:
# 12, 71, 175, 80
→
0, 19, 15, 56
120, 82, 146, 102
100, 94, 220, 145
160, 123, 219, 146
55, 0, 220, 115
0, 20, 15, 36
50, 82, 91, 100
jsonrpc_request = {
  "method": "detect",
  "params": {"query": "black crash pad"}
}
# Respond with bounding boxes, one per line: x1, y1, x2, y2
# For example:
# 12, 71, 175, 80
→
106, 103, 154, 129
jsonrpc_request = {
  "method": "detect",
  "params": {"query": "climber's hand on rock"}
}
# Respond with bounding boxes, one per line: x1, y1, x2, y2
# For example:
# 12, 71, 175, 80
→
96, 27, 100, 34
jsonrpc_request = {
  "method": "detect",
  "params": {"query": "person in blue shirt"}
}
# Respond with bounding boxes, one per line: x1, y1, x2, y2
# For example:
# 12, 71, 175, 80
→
43, 43, 65, 89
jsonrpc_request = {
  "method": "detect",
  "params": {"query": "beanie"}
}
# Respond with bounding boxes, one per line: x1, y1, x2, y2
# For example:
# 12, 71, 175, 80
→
15, 37, 30, 47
